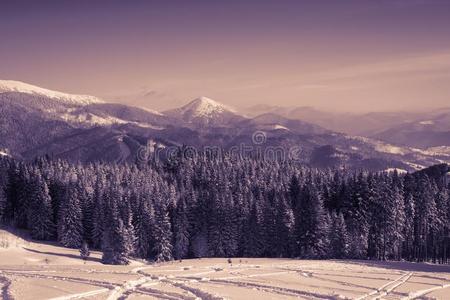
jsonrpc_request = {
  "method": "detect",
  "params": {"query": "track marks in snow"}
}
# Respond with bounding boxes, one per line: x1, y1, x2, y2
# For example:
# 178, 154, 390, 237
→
355, 272, 413, 300
2, 270, 116, 289
48, 288, 110, 300
0, 273, 13, 300
402, 282, 450, 300
106, 276, 152, 300
207, 278, 332, 299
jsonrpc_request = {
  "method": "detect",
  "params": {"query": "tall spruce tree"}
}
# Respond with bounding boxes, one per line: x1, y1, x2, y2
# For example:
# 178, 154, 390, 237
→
28, 172, 55, 240
152, 200, 173, 262
58, 179, 83, 248
294, 181, 329, 258
173, 196, 190, 260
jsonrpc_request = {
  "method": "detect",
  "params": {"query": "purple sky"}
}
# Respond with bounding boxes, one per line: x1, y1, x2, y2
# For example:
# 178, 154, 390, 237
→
1, 0, 450, 111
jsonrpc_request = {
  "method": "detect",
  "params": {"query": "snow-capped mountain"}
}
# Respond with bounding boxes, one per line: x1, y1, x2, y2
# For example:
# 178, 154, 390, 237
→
372, 108, 450, 148
164, 96, 244, 127
0, 80, 103, 106
0, 79, 449, 170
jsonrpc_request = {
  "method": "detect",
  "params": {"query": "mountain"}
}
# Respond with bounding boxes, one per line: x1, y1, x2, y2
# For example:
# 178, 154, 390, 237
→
373, 109, 450, 148
242, 104, 421, 136
164, 96, 245, 128
1, 80, 449, 170
0, 80, 103, 106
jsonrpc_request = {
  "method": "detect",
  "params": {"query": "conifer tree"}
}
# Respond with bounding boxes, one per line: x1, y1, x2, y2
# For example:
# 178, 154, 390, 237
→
28, 173, 55, 240
0, 185, 6, 222
173, 196, 190, 260
58, 180, 83, 248
152, 201, 173, 262
329, 212, 349, 258
294, 182, 329, 258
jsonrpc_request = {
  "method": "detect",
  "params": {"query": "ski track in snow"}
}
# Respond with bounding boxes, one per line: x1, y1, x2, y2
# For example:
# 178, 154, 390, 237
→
47, 288, 110, 300
106, 276, 152, 300
355, 272, 413, 300
2, 262, 450, 299
401, 282, 450, 300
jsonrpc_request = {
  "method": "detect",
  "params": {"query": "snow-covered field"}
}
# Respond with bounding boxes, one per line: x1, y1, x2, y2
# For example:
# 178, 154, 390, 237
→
1, 229, 449, 300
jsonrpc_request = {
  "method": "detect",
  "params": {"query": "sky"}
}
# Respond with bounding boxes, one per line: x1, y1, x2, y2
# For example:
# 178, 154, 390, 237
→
1, 0, 450, 112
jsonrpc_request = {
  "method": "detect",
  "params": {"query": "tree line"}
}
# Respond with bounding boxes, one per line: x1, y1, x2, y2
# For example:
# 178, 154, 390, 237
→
0, 155, 448, 264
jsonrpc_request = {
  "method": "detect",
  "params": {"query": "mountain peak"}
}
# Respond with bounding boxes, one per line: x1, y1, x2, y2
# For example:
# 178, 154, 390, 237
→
163, 96, 241, 127
180, 96, 236, 118
0, 80, 103, 105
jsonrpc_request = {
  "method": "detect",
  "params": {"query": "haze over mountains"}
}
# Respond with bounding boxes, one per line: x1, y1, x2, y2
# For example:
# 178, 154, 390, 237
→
1, 80, 449, 171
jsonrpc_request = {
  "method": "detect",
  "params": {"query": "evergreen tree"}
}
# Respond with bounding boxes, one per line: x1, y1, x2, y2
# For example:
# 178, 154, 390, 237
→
58, 180, 83, 248
152, 201, 173, 262
329, 212, 349, 258
173, 196, 190, 260
242, 199, 265, 257
134, 196, 154, 259
294, 181, 329, 258
28, 173, 55, 240
0, 185, 6, 222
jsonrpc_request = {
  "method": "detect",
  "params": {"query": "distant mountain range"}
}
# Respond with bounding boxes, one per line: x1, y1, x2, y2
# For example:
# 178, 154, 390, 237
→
243, 104, 450, 149
1, 79, 449, 171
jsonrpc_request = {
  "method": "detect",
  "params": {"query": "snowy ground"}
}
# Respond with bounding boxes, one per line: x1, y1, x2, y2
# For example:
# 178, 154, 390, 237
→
1, 229, 449, 300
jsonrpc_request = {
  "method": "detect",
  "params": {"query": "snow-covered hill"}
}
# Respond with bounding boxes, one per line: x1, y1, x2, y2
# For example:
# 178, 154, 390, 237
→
0, 80, 103, 105
164, 96, 243, 127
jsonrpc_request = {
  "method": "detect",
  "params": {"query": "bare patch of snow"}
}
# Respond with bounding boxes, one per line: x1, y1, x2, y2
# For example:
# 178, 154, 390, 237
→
385, 168, 407, 174
141, 107, 164, 116
273, 124, 289, 130
375, 144, 406, 155
419, 120, 434, 125
405, 162, 425, 170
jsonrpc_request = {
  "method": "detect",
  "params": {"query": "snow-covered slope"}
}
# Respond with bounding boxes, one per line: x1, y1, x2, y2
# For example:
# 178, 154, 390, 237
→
173, 96, 235, 117
164, 96, 243, 127
0, 80, 103, 105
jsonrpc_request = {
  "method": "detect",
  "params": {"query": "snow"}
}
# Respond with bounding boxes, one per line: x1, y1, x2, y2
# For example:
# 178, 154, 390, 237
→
375, 144, 406, 155
59, 112, 164, 129
2, 228, 449, 300
385, 168, 407, 174
60, 112, 129, 126
273, 124, 289, 130
141, 107, 164, 116
0, 80, 103, 106
412, 146, 450, 156
405, 161, 425, 170
419, 120, 434, 125
352, 136, 411, 155
180, 96, 236, 118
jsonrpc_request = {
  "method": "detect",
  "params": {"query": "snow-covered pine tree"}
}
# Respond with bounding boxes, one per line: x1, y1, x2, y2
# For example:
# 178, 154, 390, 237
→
91, 176, 105, 249
294, 180, 329, 258
152, 199, 173, 262
0, 184, 6, 222
101, 185, 134, 265
134, 194, 154, 259
58, 178, 83, 248
329, 212, 349, 258
28, 171, 55, 240
346, 173, 370, 258
402, 193, 415, 260
241, 198, 265, 257
173, 196, 190, 260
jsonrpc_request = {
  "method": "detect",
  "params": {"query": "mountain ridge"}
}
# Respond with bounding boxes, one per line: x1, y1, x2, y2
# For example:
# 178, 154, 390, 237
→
1, 80, 449, 170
